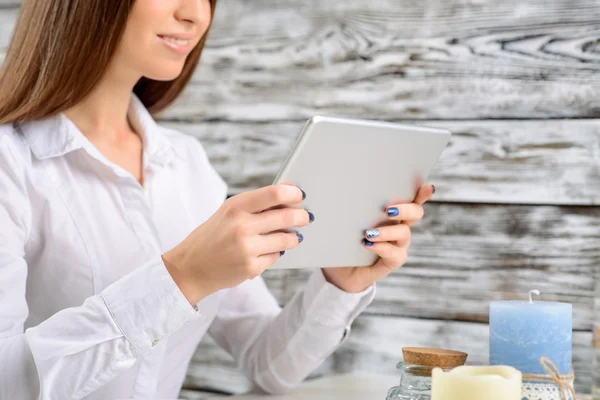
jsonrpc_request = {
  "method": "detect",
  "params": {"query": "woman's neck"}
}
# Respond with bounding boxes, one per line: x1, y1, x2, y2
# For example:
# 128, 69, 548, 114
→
64, 66, 140, 143
63, 67, 147, 186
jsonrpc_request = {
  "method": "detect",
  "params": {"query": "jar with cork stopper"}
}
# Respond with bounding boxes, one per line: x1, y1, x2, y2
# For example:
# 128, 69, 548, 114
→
386, 347, 468, 400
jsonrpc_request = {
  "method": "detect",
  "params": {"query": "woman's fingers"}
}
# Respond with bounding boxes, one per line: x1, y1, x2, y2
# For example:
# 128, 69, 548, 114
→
229, 184, 305, 214
385, 203, 424, 223
253, 252, 283, 275
248, 230, 303, 256
385, 184, 434, 227
364, 224, 411, 246
414, 184, 435, 205
238, 230, 295, 277
363, 241, 409, 270
250, 207, 313, 234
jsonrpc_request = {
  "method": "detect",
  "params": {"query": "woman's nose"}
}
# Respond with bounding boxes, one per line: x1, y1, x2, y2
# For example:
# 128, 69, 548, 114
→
174, 0, 207, 25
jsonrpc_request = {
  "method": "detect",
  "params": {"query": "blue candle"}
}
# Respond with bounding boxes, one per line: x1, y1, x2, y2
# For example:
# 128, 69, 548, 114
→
489, 292, 572, 375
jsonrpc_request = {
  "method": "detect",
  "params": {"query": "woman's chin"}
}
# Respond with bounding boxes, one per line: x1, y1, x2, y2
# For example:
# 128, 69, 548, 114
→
143, 63, 186, 82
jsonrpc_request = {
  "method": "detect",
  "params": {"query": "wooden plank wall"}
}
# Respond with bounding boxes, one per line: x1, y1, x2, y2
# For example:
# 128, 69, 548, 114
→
1, 0, 599, 397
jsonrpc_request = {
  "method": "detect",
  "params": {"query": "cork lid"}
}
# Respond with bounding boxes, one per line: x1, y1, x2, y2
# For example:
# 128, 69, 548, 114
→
402, 347, 468, 368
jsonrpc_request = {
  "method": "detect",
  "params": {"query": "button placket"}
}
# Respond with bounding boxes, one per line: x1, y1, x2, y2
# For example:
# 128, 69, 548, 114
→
120, 181, 161, 255
117, 173, 170, 399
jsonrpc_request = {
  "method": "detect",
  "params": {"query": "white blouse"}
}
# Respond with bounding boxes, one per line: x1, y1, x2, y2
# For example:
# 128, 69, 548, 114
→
0, 95, 375, 400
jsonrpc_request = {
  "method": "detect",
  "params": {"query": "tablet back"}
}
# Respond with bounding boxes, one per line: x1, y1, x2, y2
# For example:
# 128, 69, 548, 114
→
271, 116, 451, 270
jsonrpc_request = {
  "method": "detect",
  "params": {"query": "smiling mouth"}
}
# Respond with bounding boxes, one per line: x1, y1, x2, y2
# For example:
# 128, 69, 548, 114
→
158, 35, 191, 46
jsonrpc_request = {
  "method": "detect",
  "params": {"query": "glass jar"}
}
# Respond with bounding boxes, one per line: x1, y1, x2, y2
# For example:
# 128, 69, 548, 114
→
386, 347, 467, 400
386, 361, 454, 400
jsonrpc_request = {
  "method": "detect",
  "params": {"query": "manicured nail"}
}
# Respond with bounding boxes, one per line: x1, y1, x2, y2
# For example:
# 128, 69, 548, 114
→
432, 185, 436, 194
364, 239, 374, 247
300, 188, 306, 200
366, 229, 379, 239
307, 211, 315, 223
280, 250, 285, 256
387, 207, 399, 217
296, 232, 304, 243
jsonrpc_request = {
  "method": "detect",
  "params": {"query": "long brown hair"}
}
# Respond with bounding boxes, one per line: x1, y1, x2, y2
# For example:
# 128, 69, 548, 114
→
0, 0, 217, 124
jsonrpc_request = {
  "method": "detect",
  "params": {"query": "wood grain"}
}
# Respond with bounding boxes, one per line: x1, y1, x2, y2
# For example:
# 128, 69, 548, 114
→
0, 9, 16, 50
162, 0, 600, 121
0, 0, 597, 397
0, 1, 18, 8
184, 334, 253, 395
258, 202, 600, 331
2, 0, 600, 119
183, 315, 594, 395
164, 119, 600, 205
180, 389, 221, 400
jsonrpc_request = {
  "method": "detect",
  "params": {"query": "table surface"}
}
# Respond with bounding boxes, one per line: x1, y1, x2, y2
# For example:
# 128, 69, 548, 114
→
205, 373, 591, 399
210, 373, 397, 399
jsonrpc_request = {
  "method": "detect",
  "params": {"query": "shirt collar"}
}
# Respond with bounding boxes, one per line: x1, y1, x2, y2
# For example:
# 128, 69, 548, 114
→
18, 93, 180, 167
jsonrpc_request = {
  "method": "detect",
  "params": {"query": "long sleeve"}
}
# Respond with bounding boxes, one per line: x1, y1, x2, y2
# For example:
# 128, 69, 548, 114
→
0, 135, 200, 400
208, 269, 375, 395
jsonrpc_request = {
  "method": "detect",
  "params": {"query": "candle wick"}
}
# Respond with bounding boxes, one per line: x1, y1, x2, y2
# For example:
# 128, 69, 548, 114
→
528, 289, 540, 304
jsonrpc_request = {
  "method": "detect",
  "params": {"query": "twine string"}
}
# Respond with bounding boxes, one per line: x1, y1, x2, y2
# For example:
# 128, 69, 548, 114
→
521, 357, 576, 400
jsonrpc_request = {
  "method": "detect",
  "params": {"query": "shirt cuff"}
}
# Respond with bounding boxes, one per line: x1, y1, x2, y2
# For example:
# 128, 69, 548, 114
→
101, 257, 200, 354
302, 268, 375, 328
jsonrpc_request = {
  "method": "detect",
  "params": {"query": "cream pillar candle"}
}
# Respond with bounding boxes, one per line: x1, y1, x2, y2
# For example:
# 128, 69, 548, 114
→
431, 365, 522, 400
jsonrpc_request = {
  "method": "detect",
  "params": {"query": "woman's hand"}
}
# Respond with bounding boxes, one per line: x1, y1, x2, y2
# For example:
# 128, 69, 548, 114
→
162, 184, 311, 305
321, 184, 435, 293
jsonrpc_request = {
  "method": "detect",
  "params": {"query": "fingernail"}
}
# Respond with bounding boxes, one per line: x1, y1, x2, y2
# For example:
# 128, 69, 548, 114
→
365, 229, 379, 239
432, 185, 436, 194
364, 239, 374, 247
387, 207, 399, 217
307, 211, 315, 223
300, 188, 306, 200
280, 250, 285, 256
296, 232, 304, 243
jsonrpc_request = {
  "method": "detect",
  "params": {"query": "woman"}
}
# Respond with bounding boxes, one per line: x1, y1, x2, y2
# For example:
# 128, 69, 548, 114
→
0, 1, 434, 399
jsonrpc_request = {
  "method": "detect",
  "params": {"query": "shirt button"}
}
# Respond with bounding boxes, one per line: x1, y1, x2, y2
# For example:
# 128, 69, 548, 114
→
151, 339, 159, 347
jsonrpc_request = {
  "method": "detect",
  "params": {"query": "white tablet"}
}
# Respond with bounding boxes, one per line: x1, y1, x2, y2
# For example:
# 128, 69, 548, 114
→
271, 115, 451, 270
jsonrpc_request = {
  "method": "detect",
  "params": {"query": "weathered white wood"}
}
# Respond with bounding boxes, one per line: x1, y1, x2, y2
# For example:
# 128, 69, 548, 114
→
184, 334, 253, 395
165, 119, 600, 205
165, 0, 600, 121
0, 9, 16, 49
207, 373, 400, 400
258, 203, 600, 331
183, 315, 594, 395
3, 0, 600, 119
179, 389, 222, 400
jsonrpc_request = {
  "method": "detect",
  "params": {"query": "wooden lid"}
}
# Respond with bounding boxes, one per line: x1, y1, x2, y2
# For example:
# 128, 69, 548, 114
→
402, 347, 468, 367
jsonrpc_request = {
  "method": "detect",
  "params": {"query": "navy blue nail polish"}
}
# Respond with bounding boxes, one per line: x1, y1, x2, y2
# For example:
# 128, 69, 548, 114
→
307, 211, 315, 223
296, 232, 304, 243
280, 250, 285, 256
432, 185, 436, 194
387, 207, 399, 217
300, 189, 306, 200
365, 229, 379, 239
364, 239, 374, 247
